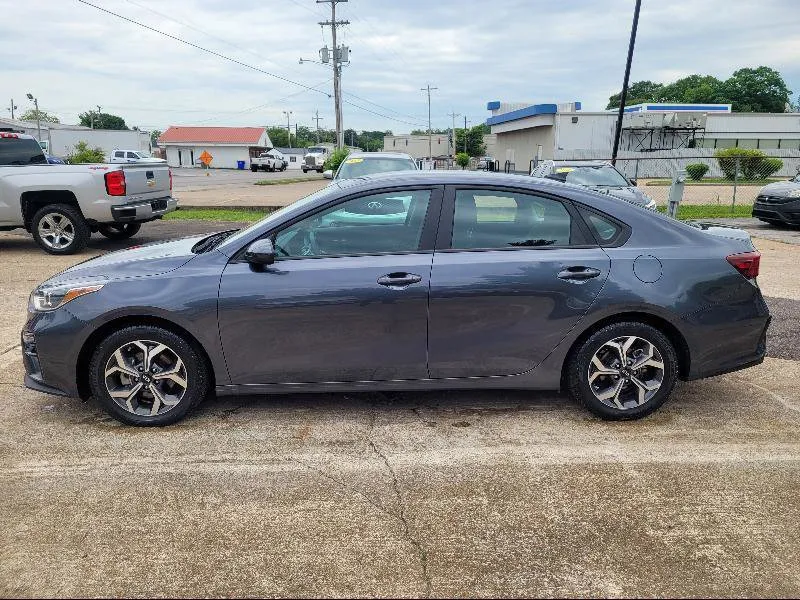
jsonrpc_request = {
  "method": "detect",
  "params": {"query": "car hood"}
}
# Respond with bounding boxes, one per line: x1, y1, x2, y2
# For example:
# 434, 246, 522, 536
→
589, 185, 651, 206
45, 235, 204, 285
759, 180, 800, 196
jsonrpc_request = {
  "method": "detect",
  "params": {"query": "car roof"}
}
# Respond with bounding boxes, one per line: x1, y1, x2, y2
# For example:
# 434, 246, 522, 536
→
333, 169, 590, 191
549, 160, 610, 167
345, 151, 415, 160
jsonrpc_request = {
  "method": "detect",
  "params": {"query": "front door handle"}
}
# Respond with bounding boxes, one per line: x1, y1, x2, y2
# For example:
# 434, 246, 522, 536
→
558, 266, 602, 281
377, 272, 422, 288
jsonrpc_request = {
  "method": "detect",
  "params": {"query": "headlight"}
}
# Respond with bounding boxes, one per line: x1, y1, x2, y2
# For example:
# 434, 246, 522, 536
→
645, 198, 657, 210
29, 282, 105, 312
787, 189, 800, 198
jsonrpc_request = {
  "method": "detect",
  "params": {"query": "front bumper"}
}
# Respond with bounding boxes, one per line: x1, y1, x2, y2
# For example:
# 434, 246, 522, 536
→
110, 196, 178, 223
752, 196, 800, 224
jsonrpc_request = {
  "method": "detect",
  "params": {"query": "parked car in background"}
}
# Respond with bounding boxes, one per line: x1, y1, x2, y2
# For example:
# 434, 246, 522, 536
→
109, 149, 166, 164
23, 171, 769, 426
531, 160, 657, 210
478, 156, 495, 170
251, 150, 287, 172
752, 169, 800, 226
328, 151, 417, 180
0, 132, 176, 254
302, 146, 330, 173
46, 155, 66, 165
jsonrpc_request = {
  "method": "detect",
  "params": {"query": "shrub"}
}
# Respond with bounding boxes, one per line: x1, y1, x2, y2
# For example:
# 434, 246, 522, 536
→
762, 157, 783, 178
455, 152, 470, 169
685, 163, 709, 181
66, 140, 105, 164
323, 148, 349, 172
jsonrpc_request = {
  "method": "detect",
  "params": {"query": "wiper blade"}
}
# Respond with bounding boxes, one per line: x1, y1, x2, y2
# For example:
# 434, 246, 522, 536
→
191, 229, 239, 253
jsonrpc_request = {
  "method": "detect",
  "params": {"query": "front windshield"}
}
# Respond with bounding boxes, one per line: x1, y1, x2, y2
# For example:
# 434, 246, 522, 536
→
546, 165, 629, 187
307, 147, 325, 154
218, 185, 336, 250
336, 157, 416, 179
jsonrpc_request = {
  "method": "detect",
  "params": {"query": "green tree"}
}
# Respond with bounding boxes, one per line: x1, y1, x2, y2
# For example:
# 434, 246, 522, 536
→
323, 148, 350, 172
455, 125, 487, 157
606, 80, 665, 109
78, 111, 128, 130
150, 130, 162, 147
455, 152, 470, 168
66, 140, 105, 164
19, 109, 60, 123
720, 67, 792, 112
660, 74, 723, 104
267, 126, 290, 148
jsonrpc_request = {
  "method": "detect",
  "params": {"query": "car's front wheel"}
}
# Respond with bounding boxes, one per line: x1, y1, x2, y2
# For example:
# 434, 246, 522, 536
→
98, 223, 141, 240
567, 322, 678, 420
89, 325, 210, 426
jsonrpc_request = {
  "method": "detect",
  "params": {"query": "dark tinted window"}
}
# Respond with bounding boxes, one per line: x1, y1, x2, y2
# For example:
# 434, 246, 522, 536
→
577, 206, 625, 245
0, 137, 47, 165
452, 189, 574, 249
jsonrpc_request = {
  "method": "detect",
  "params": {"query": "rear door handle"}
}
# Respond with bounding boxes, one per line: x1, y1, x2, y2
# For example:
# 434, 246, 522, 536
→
377, 272, 422, 288
558, 266, 602, 281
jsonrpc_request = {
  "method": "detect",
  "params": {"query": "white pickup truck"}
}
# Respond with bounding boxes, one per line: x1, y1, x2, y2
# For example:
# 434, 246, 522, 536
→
250, 150, 287, 172
0, 132, 177, 254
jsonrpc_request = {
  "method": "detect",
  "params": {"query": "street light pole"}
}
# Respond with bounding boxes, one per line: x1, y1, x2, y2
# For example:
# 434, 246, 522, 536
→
283, 110, 293, 148
26, 93, 41, 143
421, 84, 438, 159
611, 0, 642, 165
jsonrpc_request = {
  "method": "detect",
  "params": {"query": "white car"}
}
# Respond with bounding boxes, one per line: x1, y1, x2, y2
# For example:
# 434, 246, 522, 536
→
109, 149, 166, 164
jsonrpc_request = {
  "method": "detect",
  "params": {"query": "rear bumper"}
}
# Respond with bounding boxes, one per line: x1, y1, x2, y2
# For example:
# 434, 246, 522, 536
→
752, 197, 800, 224
109, 196, 178, 223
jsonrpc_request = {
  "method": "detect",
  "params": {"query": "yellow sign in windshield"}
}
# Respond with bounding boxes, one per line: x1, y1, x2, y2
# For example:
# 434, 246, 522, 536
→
344, 158, 364, 164
555, 167, 574, 173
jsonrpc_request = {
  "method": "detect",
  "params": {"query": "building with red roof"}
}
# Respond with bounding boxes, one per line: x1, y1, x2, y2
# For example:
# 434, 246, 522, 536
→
158, 126, 272, 169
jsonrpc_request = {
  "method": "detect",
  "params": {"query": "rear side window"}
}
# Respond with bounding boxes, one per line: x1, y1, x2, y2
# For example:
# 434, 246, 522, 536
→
577, 206, 627, 246
0, 137, 47, 165
451, 189, 575, 249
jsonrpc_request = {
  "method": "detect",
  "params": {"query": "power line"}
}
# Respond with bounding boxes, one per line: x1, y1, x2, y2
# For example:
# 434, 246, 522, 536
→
75, 0, 331, 98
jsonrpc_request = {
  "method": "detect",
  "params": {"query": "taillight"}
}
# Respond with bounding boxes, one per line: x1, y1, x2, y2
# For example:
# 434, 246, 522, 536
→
104, 170, 126, 196
169, 168, 173, 191
726, 251, 760, 279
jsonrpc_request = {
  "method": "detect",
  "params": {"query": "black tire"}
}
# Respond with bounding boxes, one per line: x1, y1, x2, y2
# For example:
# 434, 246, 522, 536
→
98, 222, 141, 240
251, 165, 258, 172
301, 168, 308, 173
31, 203, 90, 255
89, 325, 210, 426
567, 322, 678, 420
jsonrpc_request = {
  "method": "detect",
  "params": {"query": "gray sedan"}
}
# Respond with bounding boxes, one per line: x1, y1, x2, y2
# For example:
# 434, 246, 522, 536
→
23, 171, 770, 426
752, 172, 800, 225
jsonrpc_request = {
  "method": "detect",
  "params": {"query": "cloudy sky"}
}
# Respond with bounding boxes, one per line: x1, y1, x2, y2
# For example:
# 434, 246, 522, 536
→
2, 0, 799, 134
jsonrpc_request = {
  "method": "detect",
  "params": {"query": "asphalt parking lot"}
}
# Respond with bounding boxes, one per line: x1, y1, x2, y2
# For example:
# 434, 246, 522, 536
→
1, 220, 799, 597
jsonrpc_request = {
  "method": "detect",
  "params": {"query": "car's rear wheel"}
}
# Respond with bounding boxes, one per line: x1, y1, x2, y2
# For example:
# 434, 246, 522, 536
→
567, 322, 678, 420
98, 223, 141, 240
89, 325, 209, 426
31, 204, 90, 255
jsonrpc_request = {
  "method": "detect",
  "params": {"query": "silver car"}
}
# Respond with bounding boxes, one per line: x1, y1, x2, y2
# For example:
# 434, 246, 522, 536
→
531, 160, 657, 210
326, 151, 417, 181
752, 170, 800, 226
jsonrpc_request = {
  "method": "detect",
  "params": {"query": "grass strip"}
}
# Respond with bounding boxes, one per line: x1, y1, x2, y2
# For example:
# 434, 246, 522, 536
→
254, 177, 324, 186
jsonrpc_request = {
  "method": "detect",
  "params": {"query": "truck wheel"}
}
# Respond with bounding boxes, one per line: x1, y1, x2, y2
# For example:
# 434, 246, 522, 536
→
31, 204, 90, 255
98, 223, 141, 240
250, 165, 258, 172
317, 168, 324, 173
302, 168, 308, 173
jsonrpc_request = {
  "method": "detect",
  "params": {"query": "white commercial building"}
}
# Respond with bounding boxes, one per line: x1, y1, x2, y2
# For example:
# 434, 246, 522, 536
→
0, 117, 152, 158
383, 133, 497, 159
485, 101, 800, 172
158, 126, 272, 169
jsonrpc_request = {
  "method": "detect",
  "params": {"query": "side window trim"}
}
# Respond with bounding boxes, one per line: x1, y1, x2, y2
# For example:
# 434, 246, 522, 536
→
436, 184, 595, 252
231, 185, 444, 262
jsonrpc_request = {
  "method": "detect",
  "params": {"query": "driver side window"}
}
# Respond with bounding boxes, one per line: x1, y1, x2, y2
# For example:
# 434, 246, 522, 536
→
273, 189, 431, 258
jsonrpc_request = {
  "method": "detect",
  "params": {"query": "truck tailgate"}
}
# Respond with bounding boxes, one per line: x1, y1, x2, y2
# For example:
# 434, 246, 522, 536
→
121, 164, 171, 199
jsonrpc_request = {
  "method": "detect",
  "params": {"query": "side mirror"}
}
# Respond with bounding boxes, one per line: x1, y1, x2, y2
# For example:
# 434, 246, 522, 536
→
244, 238, 276, 266
628, 178, 637, 186
323, 170, 334, 179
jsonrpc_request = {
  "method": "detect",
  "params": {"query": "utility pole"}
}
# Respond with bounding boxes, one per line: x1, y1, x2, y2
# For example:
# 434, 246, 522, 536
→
312, 110, 324, 143
9, 99, 17, 119
611, 0, 642, 165
91, 105, 101, 130
420, 84, 438, 159
283, 110, 293, 148
463, 116, 469, 155
317, 0, 349, 149
447, 110, 460, 158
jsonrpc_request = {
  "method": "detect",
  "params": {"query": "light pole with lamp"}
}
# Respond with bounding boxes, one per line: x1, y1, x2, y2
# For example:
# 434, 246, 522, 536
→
26, 93, 42, 145
282, 110, 293, 148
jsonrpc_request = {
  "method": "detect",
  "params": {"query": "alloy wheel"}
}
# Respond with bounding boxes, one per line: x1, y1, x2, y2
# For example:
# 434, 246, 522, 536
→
37, 213, 76, 250
104, 340, 188, 416
587, 335, 665, 410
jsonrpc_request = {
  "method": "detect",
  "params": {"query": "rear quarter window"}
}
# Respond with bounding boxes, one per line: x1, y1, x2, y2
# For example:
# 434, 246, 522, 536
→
577, 205, 629, 247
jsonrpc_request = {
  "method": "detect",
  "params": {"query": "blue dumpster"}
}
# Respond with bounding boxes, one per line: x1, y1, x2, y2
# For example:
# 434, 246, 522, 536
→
237, 160, 246, 170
